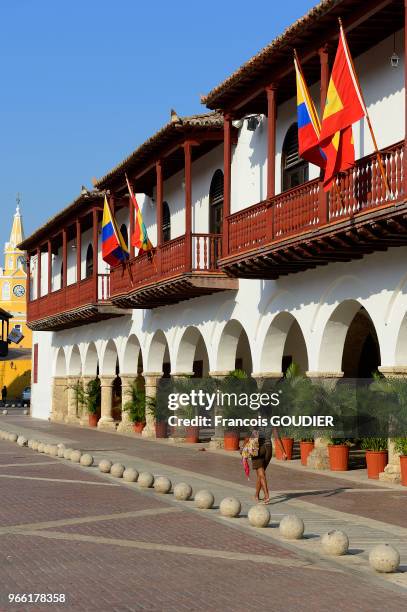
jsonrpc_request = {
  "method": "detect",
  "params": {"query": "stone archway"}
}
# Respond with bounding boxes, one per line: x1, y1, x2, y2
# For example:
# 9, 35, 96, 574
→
146, 330, 171, 375
216, 319, 252, 375
175, 327, 209, 376
83, 342, 99, 377
260, 312, 308, 375
68, 345, 82, 376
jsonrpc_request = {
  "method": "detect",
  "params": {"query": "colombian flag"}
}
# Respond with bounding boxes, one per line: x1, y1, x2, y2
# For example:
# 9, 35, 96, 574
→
101, 196, 129, 267
319, 25, 366, 141
295, 56, 326, 169
321, 125, 355, 191
126, 176, 153, 253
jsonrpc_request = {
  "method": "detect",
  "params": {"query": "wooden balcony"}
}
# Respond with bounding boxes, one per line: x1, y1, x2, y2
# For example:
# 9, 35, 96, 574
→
110, 234, 238, 308
27, 275, 127, 331
221, 141, 407, 278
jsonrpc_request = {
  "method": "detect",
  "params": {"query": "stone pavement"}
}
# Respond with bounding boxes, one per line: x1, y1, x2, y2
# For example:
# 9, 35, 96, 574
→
0, 415, 406, 611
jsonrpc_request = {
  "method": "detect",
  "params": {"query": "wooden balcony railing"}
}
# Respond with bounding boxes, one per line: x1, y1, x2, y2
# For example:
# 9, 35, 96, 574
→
226, 141, 404, 258
110, 233, 222, 298
27, 274, 110, 322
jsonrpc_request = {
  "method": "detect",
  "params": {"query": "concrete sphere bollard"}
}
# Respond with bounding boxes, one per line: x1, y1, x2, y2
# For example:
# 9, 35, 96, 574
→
123, 468, 139, 482
98, 459, 112, 473
110, 463, 125, 478
369, 544, 400, 573
279, 515, 305, 540
27, 439, 33, 448
31, 440, 39, 451
49, 445, 59, 457
321, 530, 349, 556
38, 442, 46, 453
173, 482, 192, 501
80, 453, 94, 467
138, 472, 154, 487
194, 490, 215, 509
57, 443, 65, 450
23, 410, 29, 416
248, 504, 271, 528
63, 448, 74, 460
44, 444, 52, 455
70, 450, 82, 463
57, 447, 65, 458
17, 436, 28, 447
2, 409, 8, 415
154, 476, 172, 494
219, 497, 241, 518
9, 432, 18, 443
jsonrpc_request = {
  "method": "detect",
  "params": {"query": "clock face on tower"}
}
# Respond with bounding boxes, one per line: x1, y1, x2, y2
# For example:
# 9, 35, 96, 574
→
13, 284, 25, 298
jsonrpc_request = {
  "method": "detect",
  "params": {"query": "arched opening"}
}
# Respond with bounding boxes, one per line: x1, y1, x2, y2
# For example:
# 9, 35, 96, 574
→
54, 347, 67, 377
83, 342, 99, 376
122, 334, 143, 375
85, 244, 93, 279
216, 320, 252, 375
120, 224, 129, 249
319, 301, 380, 377
282, 123, 308, 191
101, 339, 119, 376
162, 202, 171, 243
209, 169, 224, 234
260, 312, 308, 375
395, 312, 407, 365
146, 330, 171, 376
2, 282, 10, 300
175, 327, 210, 376
68, 345, 82, 376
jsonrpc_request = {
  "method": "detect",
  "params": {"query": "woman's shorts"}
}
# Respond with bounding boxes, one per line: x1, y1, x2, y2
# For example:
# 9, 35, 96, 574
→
252, 442, 272, 470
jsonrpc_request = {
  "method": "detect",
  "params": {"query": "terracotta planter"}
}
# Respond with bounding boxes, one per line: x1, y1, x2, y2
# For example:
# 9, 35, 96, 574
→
88, 414, 98, 427
365, 450, 388, 479
300, 440, 315, 466
328, 444, 349, 471
275, 437, 294, 460
400, 455, 407, 486
186, 426, 199, 443
224, 431, 240, 451
133, 421, 146, 434
155, 421, 168, 439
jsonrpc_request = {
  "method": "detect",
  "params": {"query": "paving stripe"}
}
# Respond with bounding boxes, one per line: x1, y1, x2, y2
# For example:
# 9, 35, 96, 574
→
0, 507, 182, 533
7, 528, 341, 572
0, 461, 60, 468
0, 474, 119, 487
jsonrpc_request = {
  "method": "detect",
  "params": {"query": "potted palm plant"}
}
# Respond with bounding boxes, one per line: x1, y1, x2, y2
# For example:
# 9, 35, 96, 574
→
71, 378, 100, 427
123, 381, 146, 433
149, 393, 168, 439
394, 437, 407, 486
328, 438, 352, 471
299, 438, 315, 466
361, 437, 388, 479
220, 369, 254, 451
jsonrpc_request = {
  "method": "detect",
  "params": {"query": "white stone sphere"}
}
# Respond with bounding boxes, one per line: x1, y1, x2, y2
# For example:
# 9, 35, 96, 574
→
110, 463, 125, 478
321, 530, 349, 556
38, 442, 46, 453
194, 490, 215, 509
49, 445, 59, 457
63, 448, 74, 460
219, 497, 241, 518
369, 544, 400, 573
9, 432, 18, 442
154, 476, 172, 494
80, 453, 94, 467
27, 439, 33, 448
98, 459, 112, 473
17, 436, 28, 447
70, 450, 82, 463
173, 482, 192, 501
23, 410, 29, 416
123, 468, 139, 482
31, 440, 39, 450
57, 447, 65, 458
138, 472, 154, 487
248, 504, 271, 528
2, 409, 7, 415
279, 515, 305, 540
57, 443, 65, 449
44, 444, 52, 454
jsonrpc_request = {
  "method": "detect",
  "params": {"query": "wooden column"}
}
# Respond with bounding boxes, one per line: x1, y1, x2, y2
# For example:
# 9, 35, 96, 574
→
223, 114, 232, 258
156, 160, 163, 247
26, 255, 31, 302
62, 229, 67, 290
76, 218, 81, 284
92, 208, 99, 301
318, 45, 329, 225
129, 187, 135, 258
404, 0, 407, 195
266, 85, 277, 240
47, 240, 52, 294
184, 141, 193, 270
36, 246, 41, 300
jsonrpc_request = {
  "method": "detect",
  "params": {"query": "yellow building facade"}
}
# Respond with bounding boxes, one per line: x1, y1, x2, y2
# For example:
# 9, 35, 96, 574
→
0, 204, 31, 400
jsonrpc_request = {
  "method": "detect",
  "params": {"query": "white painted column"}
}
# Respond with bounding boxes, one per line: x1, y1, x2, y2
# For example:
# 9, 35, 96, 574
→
98, 376, 116, 431
142, 372, 162, 438
117, 374, 137, 433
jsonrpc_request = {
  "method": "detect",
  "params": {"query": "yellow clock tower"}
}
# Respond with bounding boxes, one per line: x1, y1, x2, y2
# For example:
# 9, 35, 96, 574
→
0, 201, 31, 348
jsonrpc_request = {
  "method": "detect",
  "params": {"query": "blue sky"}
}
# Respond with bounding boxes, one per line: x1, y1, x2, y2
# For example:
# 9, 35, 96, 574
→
0, 0, 315, 249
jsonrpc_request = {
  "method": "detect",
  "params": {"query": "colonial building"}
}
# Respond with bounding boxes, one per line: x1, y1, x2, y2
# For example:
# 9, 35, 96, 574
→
20, 0, 407, 478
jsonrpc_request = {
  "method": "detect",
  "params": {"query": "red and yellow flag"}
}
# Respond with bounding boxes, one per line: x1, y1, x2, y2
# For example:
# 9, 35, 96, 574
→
321, 126, 355, 191
125, 176, 153, 253
319, 24, 366, 142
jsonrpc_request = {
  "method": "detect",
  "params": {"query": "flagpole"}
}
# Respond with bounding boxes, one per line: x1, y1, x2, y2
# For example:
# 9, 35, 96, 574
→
338, 17, 391, 197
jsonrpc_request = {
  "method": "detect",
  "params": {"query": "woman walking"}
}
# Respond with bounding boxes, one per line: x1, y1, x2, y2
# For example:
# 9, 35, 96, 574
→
252, 427, 286, 504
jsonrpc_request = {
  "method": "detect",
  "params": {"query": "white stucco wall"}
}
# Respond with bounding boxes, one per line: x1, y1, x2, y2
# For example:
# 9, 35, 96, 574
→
31, 330, 53, 419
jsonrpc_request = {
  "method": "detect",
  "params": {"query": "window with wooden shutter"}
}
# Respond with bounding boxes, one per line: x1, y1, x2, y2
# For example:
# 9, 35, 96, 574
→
282, 123, 308, 191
